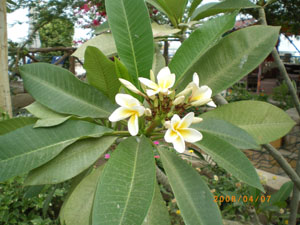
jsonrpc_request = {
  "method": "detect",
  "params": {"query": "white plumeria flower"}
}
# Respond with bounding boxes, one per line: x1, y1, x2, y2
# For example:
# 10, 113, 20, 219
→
109, 94, 145, 136
139, 67, 175, 97
189, 73, 216, 107
164, 112, 203, 153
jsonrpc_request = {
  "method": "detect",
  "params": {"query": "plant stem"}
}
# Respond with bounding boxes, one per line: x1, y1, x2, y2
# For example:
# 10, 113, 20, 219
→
263, 144, 300, 190
145, 118, 161, 136
105, 131, 130, 137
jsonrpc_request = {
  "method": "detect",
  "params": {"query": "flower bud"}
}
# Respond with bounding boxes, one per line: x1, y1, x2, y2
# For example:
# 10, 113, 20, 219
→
176, 86, 193, 98
154, 98, 159, 107
119, 78, 146, 97
145, 108, 152, 116
164, 121, 171, 129
173, 96, 185, 105
192, 117, 203, 124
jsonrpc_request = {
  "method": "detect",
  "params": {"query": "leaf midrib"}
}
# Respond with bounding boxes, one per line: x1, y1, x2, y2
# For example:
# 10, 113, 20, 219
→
161, 150, 204, 224
175, 16, 234, 86
120, 0, 139, 79
201, 28, 275, 89
24, 71, 111, 116
118, 139, 140, 225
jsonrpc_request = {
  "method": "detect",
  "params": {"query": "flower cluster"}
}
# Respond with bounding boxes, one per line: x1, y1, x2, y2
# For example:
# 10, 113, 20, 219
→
109, 67, 215, 153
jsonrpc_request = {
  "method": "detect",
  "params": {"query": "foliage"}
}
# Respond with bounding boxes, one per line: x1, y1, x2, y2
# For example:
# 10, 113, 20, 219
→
0, 176, 67, 225
1, 0, 297, 225
272, 81, 294, 110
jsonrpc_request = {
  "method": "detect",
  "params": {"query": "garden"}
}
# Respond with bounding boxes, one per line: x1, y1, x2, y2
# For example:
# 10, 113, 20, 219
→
1, 0, 300, 224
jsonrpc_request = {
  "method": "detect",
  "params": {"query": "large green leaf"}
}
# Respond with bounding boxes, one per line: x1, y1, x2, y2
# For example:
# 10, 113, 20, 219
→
194, 132, 264, 191
164, 0, 188, 23
169, 13, 236, 89
0, 117, 37, 135
92, 136, 156, 225
192, 118, 258, 149
146, 0, 177, 26
72, 33, 117, 61
158, 147, 223, 225
60, 166, 103, 225
175, 25, 280, 94
0, 120, 111, 182
25, 136, 117, 185
84, 46, 120, 102
20, 63, 116, 118
191, 0, 259, 21
26, 102, 71, 128
188, 0, 203, 18
201, 100, 296, 144
106, 0, 154, 86
142, 182, 171, 225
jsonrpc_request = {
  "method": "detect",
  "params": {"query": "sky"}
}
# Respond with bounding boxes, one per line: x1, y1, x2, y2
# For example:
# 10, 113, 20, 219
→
6, 0, 300, 56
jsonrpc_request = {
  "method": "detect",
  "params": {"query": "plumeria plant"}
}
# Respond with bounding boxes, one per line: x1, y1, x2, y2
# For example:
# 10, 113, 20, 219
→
0, 0, 297, 225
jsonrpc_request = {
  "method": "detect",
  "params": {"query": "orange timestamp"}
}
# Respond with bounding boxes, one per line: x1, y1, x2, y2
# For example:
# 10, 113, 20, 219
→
214, 195, 271, 203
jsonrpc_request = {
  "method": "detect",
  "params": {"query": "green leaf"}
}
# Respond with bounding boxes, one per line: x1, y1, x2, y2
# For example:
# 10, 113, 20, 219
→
0, 120, 111, 182
146, 0, 177, 26
176, 25, 280, 94
158, 147, 223, 225
92, 136, 156, 225
192, 118, 259, 149
60, 166, 104, 225
191, 0, 259, 21
0, 117, 37, 135
24, 185, 45, 198
188, 0, 203, 18
169, 13, 236, 90
164, 0, 189, 23
142, 182, 171, 225
72, 33, 117, 61
194, 132, 264, 191
25, 136, 117, 185
106, 0, 154, 86
201, 101, 296, 144
20, 63, 116, 118
26, 102, 71, 128
152, 47, 166, 76
261, 181, 293, 209
84, 46, 120, 102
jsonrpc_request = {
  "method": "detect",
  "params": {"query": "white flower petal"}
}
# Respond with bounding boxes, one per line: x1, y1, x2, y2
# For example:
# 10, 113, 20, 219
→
109, 107, 132, 122
176, 86, 193, 97
131, 105, 145, 117
179, 128, 203, 143
190, 98, 212, 106
190, 85, 212, 106
172, 133, 186, 153
207, 100, 217, 108
178, 112, 194, 129
139, 78, 158, 90
170, 114, 181, 130
115, 94, 141, 107
193, 73, 199, 86
173, 96, 185, 105
157, 69, 175, 90
146, 89, 159, 97
128, 114, 139, 136
164, 128, 178, 143
119, 78, 142, 95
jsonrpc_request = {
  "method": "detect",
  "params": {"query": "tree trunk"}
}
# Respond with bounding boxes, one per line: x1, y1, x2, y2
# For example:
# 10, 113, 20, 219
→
0, 0, 12, 117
